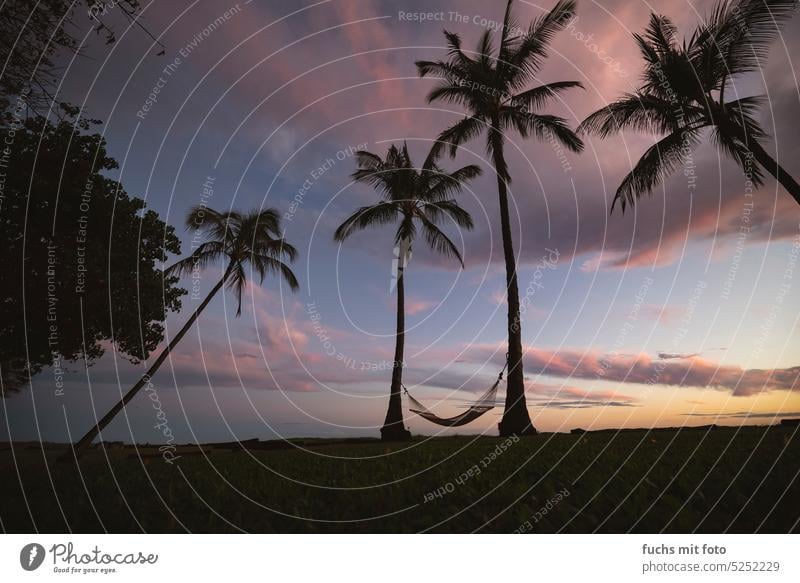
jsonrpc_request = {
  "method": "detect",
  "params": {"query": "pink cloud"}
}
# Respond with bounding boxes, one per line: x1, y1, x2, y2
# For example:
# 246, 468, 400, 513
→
461, 344, 800, 397
406, 297, 435, 315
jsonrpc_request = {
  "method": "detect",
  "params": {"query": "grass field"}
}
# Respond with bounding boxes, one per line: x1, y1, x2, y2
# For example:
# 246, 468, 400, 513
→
2, 425, 798, 533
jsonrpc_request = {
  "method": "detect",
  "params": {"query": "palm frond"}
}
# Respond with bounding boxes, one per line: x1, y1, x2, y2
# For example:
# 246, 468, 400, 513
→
580, 93, 704, 137
709, 0, 798, 75
418, 214, 465, 267
476, 29, 496, 68
421, 141, 444, 172
352, 148, 401, 196
426, 84, 479, 109
420, 199, 475, 230
351, 167, 393, 195
252, 208, 281, 234
497, 0, 520, 74
436, 115, 486, 158
424, 164, 483, 202
354, 150, 384, 171
614, 128, 701, 212
165, 240, 226, 277
251, 254, 300, 290
510, 80, 583, 111
710, 125, 766, 187
507, 0, 576, 85
505, 110, 584, 152
226, 261, 247, 317
415, 59, 467, 82
443, 30, 475, 69
333, 202, 400, 241
251, 236, 298, 263
633, 32, 661, 66
723, 95, 768, 142
643, 13, 678, 54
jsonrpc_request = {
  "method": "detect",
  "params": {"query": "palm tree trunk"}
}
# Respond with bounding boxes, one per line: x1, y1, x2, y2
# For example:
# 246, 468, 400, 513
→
491, 130, 536, 437
747, 141, 800, 206
70, 264, 233, 455
382, 266, 410, 441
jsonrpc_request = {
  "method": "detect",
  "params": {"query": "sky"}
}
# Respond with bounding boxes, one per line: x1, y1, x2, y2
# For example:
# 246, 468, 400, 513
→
3, 0, 800, 443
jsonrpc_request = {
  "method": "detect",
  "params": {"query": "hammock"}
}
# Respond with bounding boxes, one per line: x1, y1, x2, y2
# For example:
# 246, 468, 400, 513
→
402, 357, 508, 427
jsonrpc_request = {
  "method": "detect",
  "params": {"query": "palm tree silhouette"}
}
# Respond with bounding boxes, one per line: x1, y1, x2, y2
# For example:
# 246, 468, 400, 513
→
72, 207, 299, 453
334, 143, 479, 440
580, 0, 800, 211
416, 0, 584, 435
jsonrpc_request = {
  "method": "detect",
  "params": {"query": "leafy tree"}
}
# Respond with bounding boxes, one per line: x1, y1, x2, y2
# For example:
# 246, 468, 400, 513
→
416, 0, 583, 435
334, 143, 479, 440
0, 1, 159, 115
72, 207, 299, 452
0, 115, 184, 395
580, 0, 800, 211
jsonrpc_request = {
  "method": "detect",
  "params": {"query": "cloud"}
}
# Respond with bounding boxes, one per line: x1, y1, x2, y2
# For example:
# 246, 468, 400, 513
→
658, 348, 726, 360
681, 411, 800, 419
658, 352, 701, 360
461, 345, 800, 396
405, 297, 435, 315
527, 383, 640, 409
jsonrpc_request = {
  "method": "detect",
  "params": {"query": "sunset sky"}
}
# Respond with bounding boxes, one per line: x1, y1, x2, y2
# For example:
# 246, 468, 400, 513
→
4, 0, 799, 443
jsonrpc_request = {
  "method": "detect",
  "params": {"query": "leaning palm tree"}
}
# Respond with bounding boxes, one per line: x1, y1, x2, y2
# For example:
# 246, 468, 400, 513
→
72, 207, 299, 453
335, 142, 479, 440
416, 0, 584, 435
580, 0, 800, 211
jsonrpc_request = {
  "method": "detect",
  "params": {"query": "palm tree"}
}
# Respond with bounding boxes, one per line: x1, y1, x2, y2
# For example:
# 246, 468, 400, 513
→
72, 207, 299, 453
416, 0, 584, 435
334, 142, 479, 440
580, 0, 800, 211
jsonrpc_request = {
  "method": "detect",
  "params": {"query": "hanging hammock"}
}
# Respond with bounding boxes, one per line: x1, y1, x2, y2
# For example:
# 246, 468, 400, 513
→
402, 357, 508, 427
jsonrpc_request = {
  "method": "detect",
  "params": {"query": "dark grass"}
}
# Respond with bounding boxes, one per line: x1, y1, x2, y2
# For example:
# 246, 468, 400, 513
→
1, 425, 798, 533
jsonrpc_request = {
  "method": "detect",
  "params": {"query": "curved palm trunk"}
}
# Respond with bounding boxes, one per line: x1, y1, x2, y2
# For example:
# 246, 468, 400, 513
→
491, 130, 536, 437
748, 141, 800, 206
382, 266, 411, 441
70, 264, 233, 455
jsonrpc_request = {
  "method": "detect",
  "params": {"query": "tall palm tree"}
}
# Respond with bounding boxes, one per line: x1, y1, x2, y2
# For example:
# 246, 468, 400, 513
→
580, 0, 800, 211
416, 0, 584, 435
72, 207, 299, 453
335, 142, 479, 441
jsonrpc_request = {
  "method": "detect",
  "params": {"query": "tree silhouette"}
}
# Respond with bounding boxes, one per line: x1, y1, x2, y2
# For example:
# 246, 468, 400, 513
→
417, 0, 583, 435
334, 143, 479, 440
580, 0, 800, 211
0, 115, 184, 395
1, 1, 162, 115
72, 207, 299, 453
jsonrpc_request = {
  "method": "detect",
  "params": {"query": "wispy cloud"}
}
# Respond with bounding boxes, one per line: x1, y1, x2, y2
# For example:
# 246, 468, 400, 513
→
461, 345, 800, 396
681, 411, 800, 419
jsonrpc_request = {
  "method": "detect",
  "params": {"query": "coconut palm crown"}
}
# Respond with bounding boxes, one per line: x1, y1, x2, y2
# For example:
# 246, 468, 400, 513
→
335, 143, 478, 262
170, 207, 299, 313
580, 0, 800, 212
